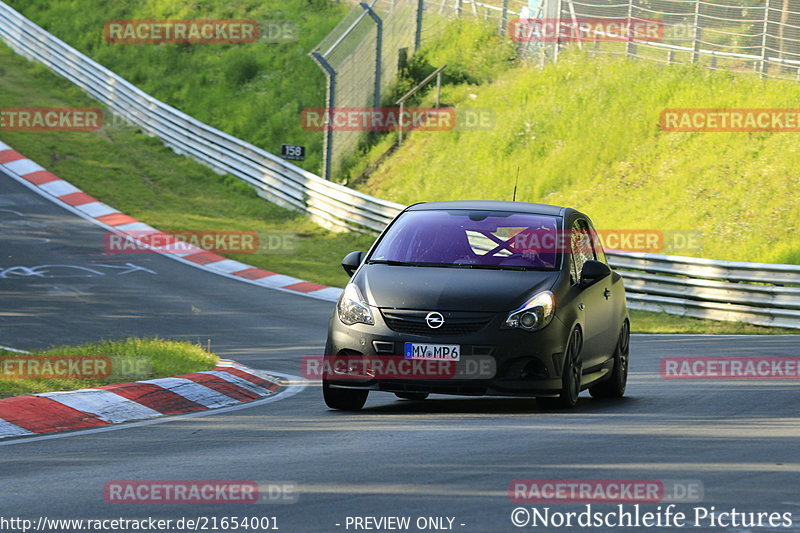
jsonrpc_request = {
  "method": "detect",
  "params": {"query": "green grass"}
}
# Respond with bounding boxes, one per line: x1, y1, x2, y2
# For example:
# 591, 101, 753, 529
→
0, 338, 217, 398
628, 310, 793, 335
0, 44, 373, 288
7, 0, 347, 175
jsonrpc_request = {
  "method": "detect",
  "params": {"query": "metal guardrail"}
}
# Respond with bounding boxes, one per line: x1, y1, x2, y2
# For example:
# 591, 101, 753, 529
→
0, 2, 797, 328
607, 251, 800, 329
0, 2, 403, 234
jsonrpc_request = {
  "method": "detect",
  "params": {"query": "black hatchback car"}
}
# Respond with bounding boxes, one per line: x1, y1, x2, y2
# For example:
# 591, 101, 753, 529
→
324, 201, 630, 410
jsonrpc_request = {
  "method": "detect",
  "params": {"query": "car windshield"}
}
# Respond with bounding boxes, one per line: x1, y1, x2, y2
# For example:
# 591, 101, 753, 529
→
368, 209, 561, 270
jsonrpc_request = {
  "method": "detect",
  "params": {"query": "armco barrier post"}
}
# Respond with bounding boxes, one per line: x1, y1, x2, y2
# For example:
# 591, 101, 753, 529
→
310, 51, 336, 181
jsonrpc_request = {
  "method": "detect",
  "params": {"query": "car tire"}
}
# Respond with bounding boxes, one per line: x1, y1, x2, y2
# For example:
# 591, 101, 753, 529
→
323, 380, 368, 411
395, 392, 429, 401
589, 319, 629, 399
538, 327, 583, 409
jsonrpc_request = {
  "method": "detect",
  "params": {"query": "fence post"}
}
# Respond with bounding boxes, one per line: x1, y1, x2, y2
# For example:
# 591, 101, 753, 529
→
625, 0, 635, 57
415, 0, 424, 51
500, 0, 509, 36
360, 3, 382, 109
310, 52, 335, 181
691, 0, 700, 63
542, 0, 563, 63
760, 0, 771, 77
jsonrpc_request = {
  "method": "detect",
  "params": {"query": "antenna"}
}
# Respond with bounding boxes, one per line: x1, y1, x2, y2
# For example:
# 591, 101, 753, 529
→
512, 167, 520, 202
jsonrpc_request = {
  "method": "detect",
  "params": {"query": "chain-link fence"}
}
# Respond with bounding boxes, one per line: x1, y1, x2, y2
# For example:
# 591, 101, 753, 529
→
312, 0, 800, 180
310, 0, 526, 180
550, 0, 800, 79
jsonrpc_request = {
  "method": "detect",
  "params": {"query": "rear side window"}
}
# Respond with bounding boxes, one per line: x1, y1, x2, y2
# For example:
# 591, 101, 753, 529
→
569, 219, 596, 283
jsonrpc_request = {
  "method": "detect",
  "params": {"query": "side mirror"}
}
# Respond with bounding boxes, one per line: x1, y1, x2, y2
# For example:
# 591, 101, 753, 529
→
341, 251, 364, 277
579, 260, 611, 287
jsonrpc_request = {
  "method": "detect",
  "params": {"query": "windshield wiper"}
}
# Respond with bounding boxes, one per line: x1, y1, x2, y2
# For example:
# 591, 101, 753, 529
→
368, 260, 545, 271
463, 264, 528, 271
367, 260, 421, 266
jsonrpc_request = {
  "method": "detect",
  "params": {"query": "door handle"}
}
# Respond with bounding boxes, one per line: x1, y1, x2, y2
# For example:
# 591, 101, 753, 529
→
578, 303, 585, 311
603, 289, 611, 300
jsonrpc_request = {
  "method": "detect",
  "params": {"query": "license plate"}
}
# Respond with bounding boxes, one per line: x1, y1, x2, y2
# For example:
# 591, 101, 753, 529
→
404, 343, 460, 361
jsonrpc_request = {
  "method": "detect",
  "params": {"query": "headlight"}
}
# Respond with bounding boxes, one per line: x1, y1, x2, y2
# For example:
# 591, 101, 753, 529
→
504, 291, 555, 332
337, 283, 375, 326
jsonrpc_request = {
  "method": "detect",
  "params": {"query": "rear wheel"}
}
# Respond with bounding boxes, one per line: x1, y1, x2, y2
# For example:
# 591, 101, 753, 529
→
323, 381, 368, 411
538, 327, 583, 409
589, 320, 629, 399
395, 392, 429, 401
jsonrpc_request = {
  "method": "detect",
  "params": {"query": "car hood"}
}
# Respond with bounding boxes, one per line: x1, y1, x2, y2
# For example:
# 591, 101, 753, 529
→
356, 265, 559, 312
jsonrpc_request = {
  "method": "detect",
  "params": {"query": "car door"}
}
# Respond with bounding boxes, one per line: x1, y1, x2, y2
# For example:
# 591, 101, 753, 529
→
586, 220, 626, 356
568, 217, 611, 370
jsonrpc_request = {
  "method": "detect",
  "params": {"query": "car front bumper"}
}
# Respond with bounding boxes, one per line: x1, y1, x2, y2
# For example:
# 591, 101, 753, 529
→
324, 310, 572, 397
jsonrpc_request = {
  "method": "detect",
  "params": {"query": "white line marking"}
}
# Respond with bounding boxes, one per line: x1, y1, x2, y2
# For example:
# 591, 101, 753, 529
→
36, 389, 162, 423
198, 370, 275, 396
0, 344, 30, 353
632, 334, 800, 338
253, 274, 303, 288
4, 159, 44, 176
75, 202, 118, 218
207, 260, 253, 274
0, 419, 33, 437
114, 222, 154, 232
139, 377, 241, 409
38, 180, 80, 197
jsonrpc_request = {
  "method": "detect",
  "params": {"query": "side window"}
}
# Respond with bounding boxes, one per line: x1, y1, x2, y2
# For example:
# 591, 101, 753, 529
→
570, 219, 595, 284
588, 223, 607, 264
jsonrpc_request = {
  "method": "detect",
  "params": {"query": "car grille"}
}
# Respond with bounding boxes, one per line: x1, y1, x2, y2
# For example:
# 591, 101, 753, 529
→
380, 310, 494, 336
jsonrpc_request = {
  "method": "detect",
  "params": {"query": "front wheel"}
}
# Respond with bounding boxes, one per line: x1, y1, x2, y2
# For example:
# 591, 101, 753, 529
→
538, 327, 583, 409
323, 381, 368, 411
589, 320, 630, 399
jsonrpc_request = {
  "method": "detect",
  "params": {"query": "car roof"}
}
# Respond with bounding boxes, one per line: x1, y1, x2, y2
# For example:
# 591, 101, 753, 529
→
406, 200, 570, 217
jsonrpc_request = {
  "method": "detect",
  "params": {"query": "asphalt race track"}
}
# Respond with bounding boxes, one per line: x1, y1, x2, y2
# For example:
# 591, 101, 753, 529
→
1, 166, 799, 532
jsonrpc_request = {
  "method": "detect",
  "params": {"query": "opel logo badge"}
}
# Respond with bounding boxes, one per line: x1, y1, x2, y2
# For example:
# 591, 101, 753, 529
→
425, 312, 445, 329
